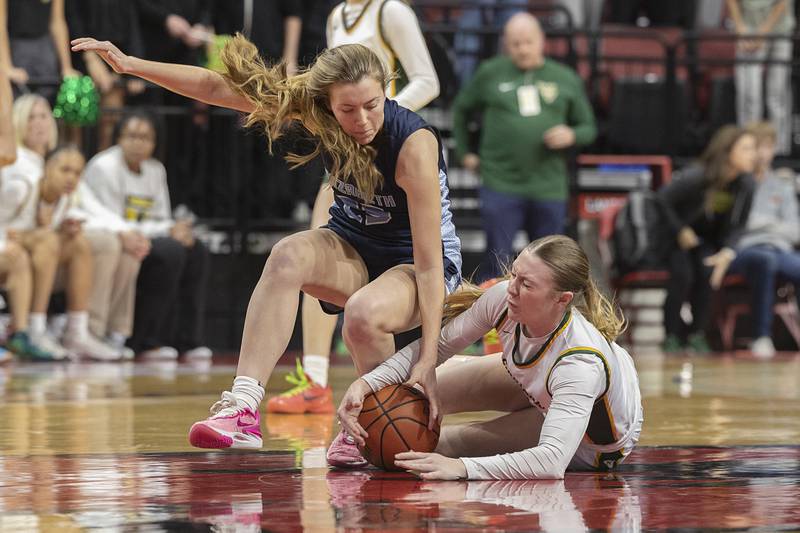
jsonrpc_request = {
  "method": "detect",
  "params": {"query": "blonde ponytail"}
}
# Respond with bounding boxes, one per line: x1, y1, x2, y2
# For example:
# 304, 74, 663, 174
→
442, 280, 486, 325
576, 277, 626, 342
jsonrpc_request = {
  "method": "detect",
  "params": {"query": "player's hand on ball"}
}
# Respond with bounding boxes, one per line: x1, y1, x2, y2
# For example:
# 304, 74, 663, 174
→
405, 361, 441, 431
337, 378, 371, 446
394, 451, 467, 480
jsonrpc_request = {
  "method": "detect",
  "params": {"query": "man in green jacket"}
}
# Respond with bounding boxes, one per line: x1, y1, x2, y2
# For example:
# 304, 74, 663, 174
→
453, 12, 596, 278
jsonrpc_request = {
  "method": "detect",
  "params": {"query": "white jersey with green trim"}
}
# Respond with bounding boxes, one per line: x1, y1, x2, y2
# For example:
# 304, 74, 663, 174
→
326, 0, 439, 110
495, 298, 643, 460
362, 280, 643, 479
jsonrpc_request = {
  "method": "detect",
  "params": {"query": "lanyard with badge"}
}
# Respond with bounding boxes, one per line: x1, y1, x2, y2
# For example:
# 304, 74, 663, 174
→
517, 72, 541, 117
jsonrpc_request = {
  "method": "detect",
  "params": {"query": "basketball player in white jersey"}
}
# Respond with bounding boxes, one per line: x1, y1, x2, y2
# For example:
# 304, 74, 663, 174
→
338, 235, 644, 479
268, 0, 441, 415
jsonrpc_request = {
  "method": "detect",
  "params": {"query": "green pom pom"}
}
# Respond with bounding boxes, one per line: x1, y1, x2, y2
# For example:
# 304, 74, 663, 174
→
205, 34, 232, 73
53, 75, 100, 126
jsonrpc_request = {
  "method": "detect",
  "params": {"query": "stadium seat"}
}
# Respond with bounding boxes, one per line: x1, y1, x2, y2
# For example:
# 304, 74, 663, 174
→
714, 275, 800, 351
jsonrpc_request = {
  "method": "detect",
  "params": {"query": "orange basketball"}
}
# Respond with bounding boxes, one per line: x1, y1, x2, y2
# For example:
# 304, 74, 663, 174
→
357, 384, 440, 471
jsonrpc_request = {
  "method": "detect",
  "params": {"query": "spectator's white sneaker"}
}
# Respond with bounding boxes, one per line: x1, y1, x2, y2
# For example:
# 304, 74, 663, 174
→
63, 333, 122, 361
751, 336, 776, 359
30, 332, 73, 360
140, 346, 179, 360
183, 346, 213, 359
105, 334, 135, 361
47, 314, 68, 340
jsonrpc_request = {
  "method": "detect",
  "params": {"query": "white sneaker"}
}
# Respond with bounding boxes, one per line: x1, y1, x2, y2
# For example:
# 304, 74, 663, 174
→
751, 336, 776, 359
63, 332, 122, 361
183, 346, 213, 359
47, 313, 68, 340
105, 334, 135, 361
30, 332, 73, 360
139, 346, 179, 360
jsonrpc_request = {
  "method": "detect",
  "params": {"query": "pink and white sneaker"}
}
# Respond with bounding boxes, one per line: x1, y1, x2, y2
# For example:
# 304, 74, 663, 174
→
189, 391, 262, 450
326, 430, 368, 468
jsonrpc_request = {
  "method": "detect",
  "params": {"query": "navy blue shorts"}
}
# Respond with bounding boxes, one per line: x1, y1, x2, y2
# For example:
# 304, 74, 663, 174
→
319, 222, 460, 315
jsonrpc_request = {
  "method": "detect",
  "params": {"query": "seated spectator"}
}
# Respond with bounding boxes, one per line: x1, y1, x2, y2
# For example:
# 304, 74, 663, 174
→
3, 94, 121, 360
3, 145, 120, 360
0, 62, 55, 361
727, 121, 800, 358
76, 182, 149, 360
82, 112, 211, 360
657, 125, 757, 353
1, 0, 80, 97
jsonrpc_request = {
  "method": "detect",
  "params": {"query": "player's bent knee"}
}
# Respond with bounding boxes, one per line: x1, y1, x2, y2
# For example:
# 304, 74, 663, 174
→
342, 297, 389, 341
261, 237, 310, 284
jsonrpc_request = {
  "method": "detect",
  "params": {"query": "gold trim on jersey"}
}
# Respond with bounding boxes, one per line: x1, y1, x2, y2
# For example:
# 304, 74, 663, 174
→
377, 0, 398, 96
341, 0, 376, 33
546, 347, 617, 445
493, 308, 509, 332
545, 346, 611, 397
587, 394, 618, 445
512, 310, 572, 368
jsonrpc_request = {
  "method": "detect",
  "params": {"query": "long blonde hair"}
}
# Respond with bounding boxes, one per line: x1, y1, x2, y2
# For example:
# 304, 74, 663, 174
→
12, 94, 58, 151
221, 35, 393, 202
443, 236, 626, 342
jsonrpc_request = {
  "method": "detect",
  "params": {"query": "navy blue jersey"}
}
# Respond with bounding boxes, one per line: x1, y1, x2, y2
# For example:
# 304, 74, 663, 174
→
327, 99, 461, 277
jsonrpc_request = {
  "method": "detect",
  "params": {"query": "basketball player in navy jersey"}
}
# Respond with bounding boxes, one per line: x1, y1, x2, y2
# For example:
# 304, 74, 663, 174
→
72, 36, 462, 467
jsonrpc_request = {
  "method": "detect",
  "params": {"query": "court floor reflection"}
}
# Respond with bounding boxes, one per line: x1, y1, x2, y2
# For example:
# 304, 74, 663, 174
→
0, 354, 799, 531
1, 447, 798, 531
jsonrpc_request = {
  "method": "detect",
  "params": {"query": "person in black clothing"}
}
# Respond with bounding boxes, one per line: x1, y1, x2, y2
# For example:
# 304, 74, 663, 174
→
2, 0, 79, 98
299, 0, 340, 66
137, 0, 212, 65
657, 125, 757, 353
211, 0, 301, 74
67, 0, 147, 149
211, 0, 312, 221
135, 0, 214, 213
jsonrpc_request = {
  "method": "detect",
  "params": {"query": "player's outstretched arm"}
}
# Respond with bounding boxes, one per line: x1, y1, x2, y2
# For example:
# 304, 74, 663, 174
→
71, 38, 254, 113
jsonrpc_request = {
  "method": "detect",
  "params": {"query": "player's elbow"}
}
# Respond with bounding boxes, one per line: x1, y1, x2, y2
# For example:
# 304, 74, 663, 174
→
427, 75, 440, 101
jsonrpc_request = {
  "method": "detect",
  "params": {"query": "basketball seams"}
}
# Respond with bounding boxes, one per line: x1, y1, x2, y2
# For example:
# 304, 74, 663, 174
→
358, 384, 440, 470
381, 418, 412, 469
383, 398, 428, 418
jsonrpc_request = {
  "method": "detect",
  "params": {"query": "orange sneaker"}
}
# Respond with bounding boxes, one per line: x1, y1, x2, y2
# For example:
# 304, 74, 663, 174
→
266, 359, 334, 414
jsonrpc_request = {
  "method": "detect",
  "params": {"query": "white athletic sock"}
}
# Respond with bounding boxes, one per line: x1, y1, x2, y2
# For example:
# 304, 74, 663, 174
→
302, 354, 329, 387
29, 313, 47, 336
232, 375, 265, 413
66, 311, 89, 339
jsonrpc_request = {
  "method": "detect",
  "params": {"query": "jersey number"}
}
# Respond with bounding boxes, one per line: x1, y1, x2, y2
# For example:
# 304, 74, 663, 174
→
340, 196, 392, 226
